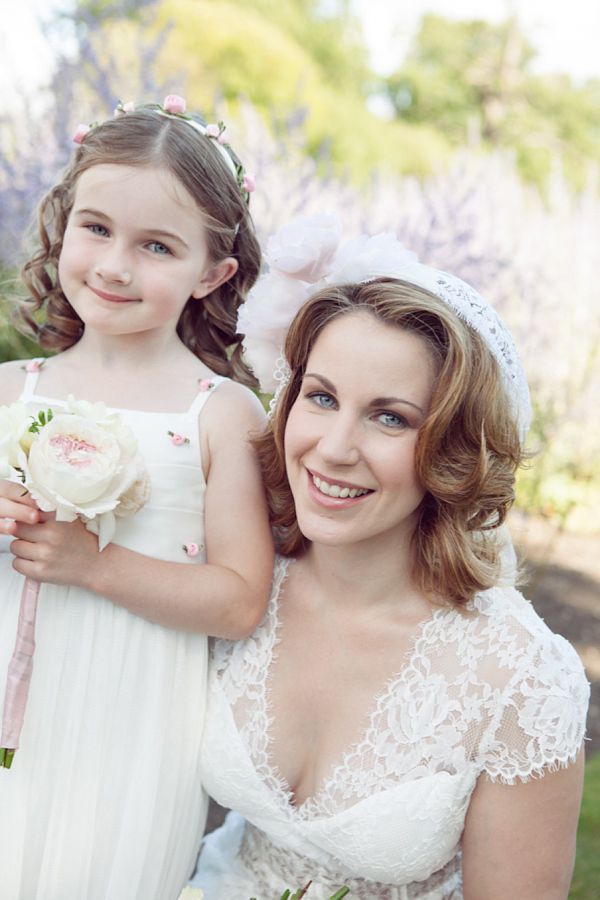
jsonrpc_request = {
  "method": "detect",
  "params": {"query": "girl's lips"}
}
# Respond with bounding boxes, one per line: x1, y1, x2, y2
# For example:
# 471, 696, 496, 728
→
88, 285, 135, 303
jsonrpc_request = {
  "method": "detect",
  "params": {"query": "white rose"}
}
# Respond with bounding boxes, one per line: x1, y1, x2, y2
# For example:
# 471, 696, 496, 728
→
333, 232, 419, 285
21, 414, 146, 550
0, 402, 32, 475
265, 211, 342, 283
237, 272, 310, 343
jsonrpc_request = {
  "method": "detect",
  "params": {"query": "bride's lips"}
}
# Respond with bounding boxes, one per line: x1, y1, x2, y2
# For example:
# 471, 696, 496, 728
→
305, 468, 373, 508
88, 285, 136, 303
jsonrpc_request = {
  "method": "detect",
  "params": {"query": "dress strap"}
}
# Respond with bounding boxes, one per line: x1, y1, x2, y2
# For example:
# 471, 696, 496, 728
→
20, 360, 45, 401
186, 375, 228, 417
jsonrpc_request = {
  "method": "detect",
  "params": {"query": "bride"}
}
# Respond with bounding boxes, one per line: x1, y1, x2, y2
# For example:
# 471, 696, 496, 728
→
190, 217, 589, 900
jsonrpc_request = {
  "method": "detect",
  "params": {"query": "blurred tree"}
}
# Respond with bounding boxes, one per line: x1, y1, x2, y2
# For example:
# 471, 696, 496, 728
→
384, 15, 600, 191
68, 0, 450, 181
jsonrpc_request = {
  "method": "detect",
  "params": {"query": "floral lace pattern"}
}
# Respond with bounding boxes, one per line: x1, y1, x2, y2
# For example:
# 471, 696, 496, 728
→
203, 556, 589, 895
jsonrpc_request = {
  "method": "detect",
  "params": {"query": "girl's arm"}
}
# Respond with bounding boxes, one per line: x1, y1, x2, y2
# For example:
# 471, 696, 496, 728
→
461, 750, 585, 899
9, 383, 274, 638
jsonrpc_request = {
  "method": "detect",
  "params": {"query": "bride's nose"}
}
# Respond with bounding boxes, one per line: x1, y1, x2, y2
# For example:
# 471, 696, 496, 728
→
317, 413, 361, 466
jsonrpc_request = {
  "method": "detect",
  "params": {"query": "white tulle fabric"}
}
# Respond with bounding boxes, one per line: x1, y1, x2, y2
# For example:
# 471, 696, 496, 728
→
0, 370, 226, 900
194, 556, 589, 899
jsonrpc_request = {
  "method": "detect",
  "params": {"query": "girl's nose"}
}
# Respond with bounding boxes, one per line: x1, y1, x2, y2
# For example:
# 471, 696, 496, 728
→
94, 247, 132, 285
317, 414, 361, 467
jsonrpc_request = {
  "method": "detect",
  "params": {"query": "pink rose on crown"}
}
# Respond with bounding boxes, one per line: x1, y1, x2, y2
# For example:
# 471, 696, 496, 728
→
265, 212, 342, 283
163, 94, 186, 114
72, 124, 91, 144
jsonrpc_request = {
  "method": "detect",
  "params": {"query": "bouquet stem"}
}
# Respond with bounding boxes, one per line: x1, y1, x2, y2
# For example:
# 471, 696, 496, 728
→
1, 577, 40, 769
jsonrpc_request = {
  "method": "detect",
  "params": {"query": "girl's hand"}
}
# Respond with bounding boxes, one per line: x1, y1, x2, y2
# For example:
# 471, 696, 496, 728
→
0, 479, 40, 536
10, 515, 99, 589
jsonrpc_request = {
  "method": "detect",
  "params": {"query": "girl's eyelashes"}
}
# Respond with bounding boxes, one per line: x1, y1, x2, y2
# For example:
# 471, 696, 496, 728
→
146, 241, 171, 256
87, 223, 109, 237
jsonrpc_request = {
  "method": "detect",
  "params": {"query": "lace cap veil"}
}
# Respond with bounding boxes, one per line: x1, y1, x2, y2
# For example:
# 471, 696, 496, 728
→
237, 212, 531, 444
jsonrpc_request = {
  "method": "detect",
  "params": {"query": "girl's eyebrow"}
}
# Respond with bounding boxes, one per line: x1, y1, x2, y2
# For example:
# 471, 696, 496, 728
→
304, 372, 424, 414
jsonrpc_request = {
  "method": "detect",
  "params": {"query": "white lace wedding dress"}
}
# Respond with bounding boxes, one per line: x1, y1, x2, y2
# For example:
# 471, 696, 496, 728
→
192, 556, 589, 899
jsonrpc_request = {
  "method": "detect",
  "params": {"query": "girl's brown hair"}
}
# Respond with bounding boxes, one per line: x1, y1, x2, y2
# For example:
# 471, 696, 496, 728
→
15, 105, 261, 386
254, 278, 524, 607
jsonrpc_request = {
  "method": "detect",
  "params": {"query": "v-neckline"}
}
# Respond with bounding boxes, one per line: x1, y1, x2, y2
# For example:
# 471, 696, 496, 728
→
254, 558, 453, 817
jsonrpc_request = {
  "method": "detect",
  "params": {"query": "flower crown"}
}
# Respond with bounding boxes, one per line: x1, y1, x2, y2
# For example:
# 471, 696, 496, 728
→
237, 212, 531, 442
72, 95, 257, 204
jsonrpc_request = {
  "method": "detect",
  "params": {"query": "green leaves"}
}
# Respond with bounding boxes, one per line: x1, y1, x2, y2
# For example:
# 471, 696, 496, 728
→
28, 409, 53, 434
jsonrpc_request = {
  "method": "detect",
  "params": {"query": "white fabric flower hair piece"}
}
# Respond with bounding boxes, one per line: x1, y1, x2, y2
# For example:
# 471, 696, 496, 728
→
237, 212, 532, 442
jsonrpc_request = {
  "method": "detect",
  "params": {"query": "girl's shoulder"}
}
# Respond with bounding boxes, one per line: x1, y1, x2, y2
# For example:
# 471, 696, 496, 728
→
202, 379, 266, 431
0, 359, 34, 404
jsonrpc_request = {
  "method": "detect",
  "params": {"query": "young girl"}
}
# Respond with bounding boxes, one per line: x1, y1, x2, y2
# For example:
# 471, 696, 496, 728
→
0, 97, 273, 900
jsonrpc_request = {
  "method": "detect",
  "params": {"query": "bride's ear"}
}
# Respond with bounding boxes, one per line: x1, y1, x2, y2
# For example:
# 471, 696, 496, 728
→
192, 257, 239, 299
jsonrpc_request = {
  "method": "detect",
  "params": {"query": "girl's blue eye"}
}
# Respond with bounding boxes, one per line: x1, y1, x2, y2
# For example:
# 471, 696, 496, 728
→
308, 391, 336, 409
88, 224, 108, 237
147, 241, 171, 255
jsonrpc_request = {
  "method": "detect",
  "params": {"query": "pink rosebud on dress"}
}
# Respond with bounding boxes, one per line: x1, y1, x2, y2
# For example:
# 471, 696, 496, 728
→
242, 173, 257, 193
164, 95, 186, 114
25, 360, 41, 373
198, 379, 214, 392
72, 124, 91, 144
205, 123, 220, 138
183, 543, 200, 557
171, 433, 186, 446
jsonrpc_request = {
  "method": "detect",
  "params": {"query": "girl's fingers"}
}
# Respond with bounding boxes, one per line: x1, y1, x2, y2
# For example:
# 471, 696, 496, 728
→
0, 502, 40, 525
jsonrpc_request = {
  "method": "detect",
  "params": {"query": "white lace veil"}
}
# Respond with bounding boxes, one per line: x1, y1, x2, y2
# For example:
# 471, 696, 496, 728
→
237, 212, 531, 444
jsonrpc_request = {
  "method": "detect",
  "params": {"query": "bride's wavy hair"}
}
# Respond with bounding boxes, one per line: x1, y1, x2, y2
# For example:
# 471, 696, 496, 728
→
253, 278, 524, 607
15, 105, 261, 386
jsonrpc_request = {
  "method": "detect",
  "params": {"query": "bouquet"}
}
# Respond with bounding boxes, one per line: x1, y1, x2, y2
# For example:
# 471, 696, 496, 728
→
178, 884, 349, 899
0, 396, 150, 768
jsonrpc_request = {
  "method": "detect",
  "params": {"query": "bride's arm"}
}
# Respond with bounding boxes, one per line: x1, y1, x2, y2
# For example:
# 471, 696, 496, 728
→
461, 750, 585, 899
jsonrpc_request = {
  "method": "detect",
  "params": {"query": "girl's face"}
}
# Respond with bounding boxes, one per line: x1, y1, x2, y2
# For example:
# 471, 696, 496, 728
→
284, 311, 437, 554
58, 164, 237, 341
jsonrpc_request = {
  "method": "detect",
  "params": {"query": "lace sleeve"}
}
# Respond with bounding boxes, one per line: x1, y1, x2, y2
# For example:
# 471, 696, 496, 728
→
481, 628, 590, 784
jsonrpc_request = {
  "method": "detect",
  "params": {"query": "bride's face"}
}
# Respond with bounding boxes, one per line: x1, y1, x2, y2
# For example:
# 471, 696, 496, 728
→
284, 311, 437, 553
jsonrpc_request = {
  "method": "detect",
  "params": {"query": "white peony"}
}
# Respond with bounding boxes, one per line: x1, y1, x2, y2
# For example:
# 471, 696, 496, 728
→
0, 402, 32, 476
20, 413, 145, 550
241, 336, 284, 394
332, 232, 418, 285
237, 271, 310, 344
265, 211, 342, 283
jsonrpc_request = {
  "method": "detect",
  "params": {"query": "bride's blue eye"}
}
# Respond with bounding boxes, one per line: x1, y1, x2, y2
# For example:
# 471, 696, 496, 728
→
308, 391, 336, 409
377, 411, 408, 428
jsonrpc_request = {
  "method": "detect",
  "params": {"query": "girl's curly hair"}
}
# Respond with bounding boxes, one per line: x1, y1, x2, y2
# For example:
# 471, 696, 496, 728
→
15, 105, 262, 386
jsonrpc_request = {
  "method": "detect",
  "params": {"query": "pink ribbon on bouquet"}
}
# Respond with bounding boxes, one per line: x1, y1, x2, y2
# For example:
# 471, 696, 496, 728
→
0, 577, 40, 769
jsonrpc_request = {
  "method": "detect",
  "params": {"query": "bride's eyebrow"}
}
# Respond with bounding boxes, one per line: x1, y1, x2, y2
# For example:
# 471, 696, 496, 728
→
303, 373, 336, 392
